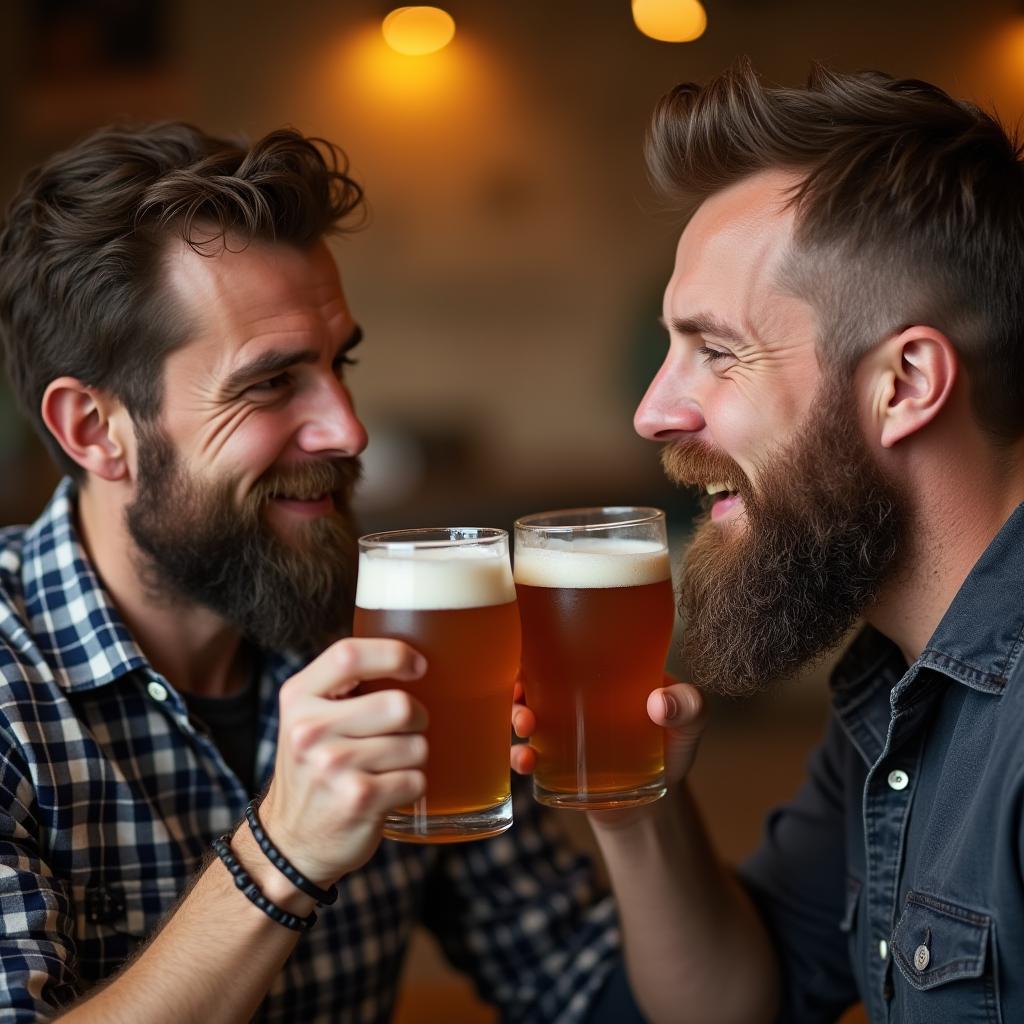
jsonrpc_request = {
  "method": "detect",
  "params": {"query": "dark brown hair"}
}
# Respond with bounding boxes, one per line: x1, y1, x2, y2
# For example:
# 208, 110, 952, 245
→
0, 122, 365, 477
647, 60, 1024, 441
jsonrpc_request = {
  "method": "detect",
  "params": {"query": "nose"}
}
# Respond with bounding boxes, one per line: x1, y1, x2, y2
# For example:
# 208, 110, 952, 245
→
633, 352, 706, 441
297, 377, 368, 458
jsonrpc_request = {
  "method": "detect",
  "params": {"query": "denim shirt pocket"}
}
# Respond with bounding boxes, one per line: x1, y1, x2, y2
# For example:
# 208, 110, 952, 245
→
891, 891, 1001, 1023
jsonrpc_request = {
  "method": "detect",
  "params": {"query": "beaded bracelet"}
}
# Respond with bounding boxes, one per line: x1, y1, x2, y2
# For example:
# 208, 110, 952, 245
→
244, 800, 338, 906
212, 836, 318, 933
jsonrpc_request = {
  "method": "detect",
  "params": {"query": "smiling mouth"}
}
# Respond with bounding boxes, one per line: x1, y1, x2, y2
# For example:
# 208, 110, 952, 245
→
268, 491, 336, 517
700, 482, 744, 520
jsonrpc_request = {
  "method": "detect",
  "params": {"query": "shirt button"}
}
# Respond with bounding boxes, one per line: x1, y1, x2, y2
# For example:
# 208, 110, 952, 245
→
147, 680, 169, 702
887, 769, 909, 791
879, 939, 888, 960
914, 944, 930, 971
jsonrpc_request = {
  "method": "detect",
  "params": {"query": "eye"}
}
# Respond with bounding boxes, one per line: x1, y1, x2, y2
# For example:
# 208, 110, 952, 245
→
249, 372, 292, 393
697, 345, 732, 364
333, 354, 359, 376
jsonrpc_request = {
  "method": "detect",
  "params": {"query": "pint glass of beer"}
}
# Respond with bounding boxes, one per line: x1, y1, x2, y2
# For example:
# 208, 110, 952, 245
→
353, 528, 521, 842
513, 507, 674, 809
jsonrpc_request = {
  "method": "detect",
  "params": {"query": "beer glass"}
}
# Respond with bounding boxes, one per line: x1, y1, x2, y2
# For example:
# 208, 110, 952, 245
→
353, 528, 521, 842
513, 507, 674, 809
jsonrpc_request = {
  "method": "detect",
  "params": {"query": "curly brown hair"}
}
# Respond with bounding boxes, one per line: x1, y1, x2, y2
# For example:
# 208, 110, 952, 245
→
0, 121, 365, 477
647, 60, 1024, 442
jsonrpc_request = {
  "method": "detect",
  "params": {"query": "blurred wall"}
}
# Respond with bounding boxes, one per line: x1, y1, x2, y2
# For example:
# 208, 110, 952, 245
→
3, 0, 1024, 531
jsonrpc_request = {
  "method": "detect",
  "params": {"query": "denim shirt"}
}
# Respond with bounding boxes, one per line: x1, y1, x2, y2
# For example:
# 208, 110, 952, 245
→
740, 502, 1024, 1023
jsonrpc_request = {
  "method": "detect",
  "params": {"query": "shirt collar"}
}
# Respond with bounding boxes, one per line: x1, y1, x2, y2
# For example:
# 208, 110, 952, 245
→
833, 501, 1024, 704
21, 478, 151, 692
915, 501, 1024, 695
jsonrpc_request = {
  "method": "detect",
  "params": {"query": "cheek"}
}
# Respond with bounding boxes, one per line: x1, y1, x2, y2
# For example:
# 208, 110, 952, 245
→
223, 413, 293, 471
704, 385, 810, 476
188, 408, 295, 486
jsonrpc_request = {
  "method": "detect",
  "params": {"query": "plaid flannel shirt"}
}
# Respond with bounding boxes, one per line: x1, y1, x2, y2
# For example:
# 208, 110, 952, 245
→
0, 480, 622, 1022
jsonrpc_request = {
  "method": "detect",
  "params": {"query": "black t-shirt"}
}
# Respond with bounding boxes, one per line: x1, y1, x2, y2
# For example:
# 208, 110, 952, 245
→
181, 673, 260, 795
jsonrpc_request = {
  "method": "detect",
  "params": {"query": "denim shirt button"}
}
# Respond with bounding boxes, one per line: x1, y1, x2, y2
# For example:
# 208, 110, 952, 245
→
879, 939, 888, 960
913, 943, 930, 971
887, 769, 909, 791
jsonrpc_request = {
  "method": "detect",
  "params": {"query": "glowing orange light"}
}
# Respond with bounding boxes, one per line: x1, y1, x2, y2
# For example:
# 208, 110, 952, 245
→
631, 0, 707, 43
382, 6, 456, 56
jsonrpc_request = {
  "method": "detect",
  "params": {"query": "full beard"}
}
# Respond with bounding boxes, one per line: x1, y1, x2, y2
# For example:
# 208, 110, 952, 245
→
664, 376, 909, 698
126, 424, 361, 655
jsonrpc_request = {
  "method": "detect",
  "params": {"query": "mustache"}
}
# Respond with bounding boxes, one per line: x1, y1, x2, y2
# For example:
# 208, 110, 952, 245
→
249, 457, 362, 506
660, 440, 748, 493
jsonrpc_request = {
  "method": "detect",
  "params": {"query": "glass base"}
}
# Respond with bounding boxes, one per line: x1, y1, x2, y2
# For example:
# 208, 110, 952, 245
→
533, 775, 666, 810
381, 794, 513, 844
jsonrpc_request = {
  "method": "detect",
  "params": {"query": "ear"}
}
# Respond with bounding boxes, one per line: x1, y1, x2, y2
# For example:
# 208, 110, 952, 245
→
41, 378, 131, 482
864, 327, 958, 449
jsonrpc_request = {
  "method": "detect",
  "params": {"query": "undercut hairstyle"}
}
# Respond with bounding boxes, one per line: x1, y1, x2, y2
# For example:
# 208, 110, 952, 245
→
0, 122, 365, 477
647, 60, 1024, 442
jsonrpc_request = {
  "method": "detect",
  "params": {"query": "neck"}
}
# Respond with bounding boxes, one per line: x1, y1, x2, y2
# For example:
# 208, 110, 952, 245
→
866, 435, 1024, 665
76, 479, 247, 697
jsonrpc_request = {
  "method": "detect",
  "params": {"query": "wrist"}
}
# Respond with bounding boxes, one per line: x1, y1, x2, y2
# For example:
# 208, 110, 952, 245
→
230, 823, 318, 917
586, 782, 689, 837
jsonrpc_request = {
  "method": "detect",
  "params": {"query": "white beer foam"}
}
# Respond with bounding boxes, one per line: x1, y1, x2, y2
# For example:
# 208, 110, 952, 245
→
514, 538, 669, 589
357, 545, 516, 610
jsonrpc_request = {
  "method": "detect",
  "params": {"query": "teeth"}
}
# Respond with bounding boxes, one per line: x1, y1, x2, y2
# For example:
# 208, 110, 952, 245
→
705, 482, 735, 496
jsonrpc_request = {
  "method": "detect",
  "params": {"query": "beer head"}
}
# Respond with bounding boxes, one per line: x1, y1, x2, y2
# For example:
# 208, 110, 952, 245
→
513, 538, 669, 589
357, 543, 516, 609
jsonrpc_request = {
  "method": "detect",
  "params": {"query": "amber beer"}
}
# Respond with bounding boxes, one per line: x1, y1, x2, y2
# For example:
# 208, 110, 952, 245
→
353, 529, 520, 842
514, 509, 674, 809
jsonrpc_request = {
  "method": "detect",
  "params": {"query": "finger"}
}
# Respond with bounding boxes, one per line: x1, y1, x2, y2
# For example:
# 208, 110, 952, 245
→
513, 679, 525, 704
511, 744, 536, 775
302, 688, 430, 740
306, 734, 428, 775
512, 702, 536, 739
292, 638, 427, 700
646, 681, 706, 732
350, 768, 426, 814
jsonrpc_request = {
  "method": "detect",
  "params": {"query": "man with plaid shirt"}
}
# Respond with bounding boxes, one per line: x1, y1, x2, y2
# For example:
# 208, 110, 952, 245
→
0, 123, 648, 1022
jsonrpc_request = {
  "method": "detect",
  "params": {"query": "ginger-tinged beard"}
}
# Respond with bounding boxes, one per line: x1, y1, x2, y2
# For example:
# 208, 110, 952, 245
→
126, 423, 361, 654
664, 376, 909, 697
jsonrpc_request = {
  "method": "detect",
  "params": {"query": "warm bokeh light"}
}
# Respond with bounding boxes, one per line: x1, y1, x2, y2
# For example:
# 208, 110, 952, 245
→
631, 0, 707, 43
382, 6, 456, 56
326, 22, 470, 115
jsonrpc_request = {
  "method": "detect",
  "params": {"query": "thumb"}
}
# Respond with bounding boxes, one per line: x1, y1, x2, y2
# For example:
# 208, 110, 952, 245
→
647, 680, 708, 783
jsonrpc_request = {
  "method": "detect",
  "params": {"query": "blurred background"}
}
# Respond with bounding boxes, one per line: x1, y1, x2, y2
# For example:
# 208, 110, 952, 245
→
3, 1, 1024, 1020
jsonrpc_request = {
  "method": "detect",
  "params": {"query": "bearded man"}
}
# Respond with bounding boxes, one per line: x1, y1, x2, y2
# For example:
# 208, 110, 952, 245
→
523, 63, 1024, 1024
0, 124, 642, 1022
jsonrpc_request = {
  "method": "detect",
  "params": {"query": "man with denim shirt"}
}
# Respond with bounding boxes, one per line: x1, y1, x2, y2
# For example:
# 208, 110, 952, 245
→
533, 63, 1024, 1023
0, 123, 649, 1022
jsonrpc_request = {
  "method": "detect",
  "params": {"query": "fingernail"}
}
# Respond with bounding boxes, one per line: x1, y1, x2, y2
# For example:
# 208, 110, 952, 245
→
662, 692, 679, 719
413, 655, 428, 675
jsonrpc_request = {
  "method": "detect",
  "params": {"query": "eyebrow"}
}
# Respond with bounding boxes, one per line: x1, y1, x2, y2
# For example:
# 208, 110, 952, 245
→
660, 313, 748, 346
222, 325, 364, 393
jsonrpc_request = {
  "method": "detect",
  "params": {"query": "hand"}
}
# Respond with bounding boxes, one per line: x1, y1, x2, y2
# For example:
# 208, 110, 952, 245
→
510, 675, 709, 786
258, 638, 429, 888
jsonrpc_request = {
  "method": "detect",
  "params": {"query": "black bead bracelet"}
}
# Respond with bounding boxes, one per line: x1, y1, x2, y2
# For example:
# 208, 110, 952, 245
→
244, 800, 338, 906
212, 836, 317, 933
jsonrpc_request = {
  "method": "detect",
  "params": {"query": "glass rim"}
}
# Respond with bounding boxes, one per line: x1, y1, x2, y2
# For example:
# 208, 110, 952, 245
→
358, 526, 508, 550
513, 506, 665, 534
